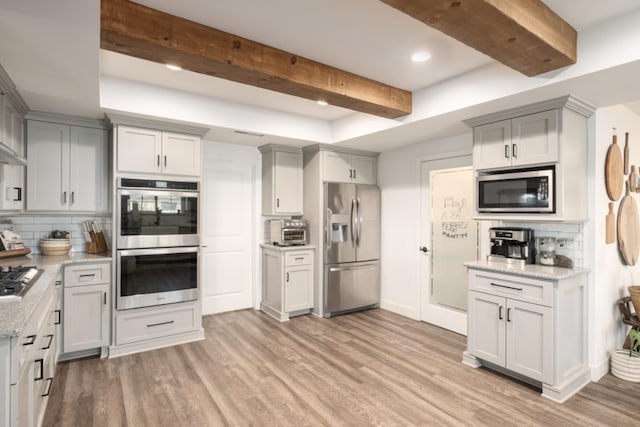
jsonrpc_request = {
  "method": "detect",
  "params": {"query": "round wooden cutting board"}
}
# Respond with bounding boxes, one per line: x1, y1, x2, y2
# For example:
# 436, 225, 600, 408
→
606, 134, 624, 201
617, 182, 640, 265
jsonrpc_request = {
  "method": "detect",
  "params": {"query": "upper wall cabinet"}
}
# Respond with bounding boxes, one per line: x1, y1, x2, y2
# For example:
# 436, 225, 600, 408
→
259, 144, 303, 215
27, 119, 109, 212
465, 95, 596, 222
323, 151, 377, 184
473, 110, 558, 171
117, 125, 201, 177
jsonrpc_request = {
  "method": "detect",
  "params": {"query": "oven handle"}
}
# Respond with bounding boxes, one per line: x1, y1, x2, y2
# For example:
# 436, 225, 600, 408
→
116, 189, 199, 199
117, 246, 199, 257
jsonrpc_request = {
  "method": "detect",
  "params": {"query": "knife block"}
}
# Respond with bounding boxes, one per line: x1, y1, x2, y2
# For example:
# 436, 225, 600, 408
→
86, 232, 108, 254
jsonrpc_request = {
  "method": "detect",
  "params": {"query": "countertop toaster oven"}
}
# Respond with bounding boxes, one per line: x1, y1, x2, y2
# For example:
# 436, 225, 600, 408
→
268, 219, 307, 246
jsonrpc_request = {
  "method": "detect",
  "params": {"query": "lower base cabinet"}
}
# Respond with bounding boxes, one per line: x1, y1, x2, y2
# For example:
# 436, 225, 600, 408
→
463, 265, 589, 403
260, 244, 314, 321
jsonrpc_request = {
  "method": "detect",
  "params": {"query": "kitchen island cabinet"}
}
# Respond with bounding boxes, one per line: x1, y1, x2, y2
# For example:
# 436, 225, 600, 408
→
463, 261, 590, 403
260, 244, 314, 321
26, 117, 109, 212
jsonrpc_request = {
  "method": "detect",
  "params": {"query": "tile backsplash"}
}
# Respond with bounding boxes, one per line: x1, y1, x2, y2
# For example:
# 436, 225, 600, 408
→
502, 221, 583, 267
0, 215, 112, 254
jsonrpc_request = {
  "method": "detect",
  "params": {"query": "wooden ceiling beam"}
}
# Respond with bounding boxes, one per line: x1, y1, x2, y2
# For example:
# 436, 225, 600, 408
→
381, 0, 577, 76
100, 0, 412, 119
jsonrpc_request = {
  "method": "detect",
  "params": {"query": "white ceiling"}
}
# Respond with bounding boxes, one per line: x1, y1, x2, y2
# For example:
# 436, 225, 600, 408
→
1, 0, 640, 151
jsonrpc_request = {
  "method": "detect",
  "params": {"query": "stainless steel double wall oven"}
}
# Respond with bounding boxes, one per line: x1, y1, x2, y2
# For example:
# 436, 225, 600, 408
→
116, 178, 199, 310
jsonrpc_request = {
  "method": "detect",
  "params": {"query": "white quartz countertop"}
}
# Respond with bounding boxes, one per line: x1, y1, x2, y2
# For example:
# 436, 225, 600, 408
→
464, 259, 590, 280
0, 252, 112, 338
260, 243, 316, 251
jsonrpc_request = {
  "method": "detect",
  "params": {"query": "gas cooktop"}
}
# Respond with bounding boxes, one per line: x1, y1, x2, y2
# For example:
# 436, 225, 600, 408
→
0, 265, 43, 301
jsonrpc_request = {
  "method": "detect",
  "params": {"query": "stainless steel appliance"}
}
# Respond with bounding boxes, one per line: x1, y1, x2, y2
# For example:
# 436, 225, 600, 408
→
477, 166, 554, 213
0, 266, 43, 301
324, 182, 380, 317
116, 178, 198, 249
488, 227, 535, 266
116, 247, 198, 310
268, 219, 307, 246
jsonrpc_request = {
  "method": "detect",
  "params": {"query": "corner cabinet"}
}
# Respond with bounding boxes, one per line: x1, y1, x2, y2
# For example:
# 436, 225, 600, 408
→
259, 144, 303, 215
26, 119, 109, 212
260, 244, 314, 321
465, 95, 595, 221
62, 263, 110, 356
116, 125, 201, 177
463, 264, 589, 403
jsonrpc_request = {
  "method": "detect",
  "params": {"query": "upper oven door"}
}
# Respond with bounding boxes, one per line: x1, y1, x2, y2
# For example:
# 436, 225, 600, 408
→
117, 188, 199, 248
477, 168, 554, 213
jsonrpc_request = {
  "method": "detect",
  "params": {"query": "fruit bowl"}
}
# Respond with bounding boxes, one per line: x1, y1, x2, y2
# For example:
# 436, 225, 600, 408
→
40, 238, 71, 256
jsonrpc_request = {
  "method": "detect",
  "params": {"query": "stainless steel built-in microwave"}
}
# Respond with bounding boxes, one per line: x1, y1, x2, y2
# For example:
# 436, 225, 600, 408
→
477, 166, 555, 213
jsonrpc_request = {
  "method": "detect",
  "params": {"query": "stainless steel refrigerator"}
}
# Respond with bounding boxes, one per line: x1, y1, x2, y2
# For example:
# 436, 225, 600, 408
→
323, 182, 380, 317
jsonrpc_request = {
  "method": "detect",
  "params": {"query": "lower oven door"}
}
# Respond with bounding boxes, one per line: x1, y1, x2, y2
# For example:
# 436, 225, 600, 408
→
117, 246, 198, 310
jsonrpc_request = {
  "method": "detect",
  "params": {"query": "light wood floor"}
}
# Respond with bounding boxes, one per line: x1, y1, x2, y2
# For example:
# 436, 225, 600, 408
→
44, 309, 639, 426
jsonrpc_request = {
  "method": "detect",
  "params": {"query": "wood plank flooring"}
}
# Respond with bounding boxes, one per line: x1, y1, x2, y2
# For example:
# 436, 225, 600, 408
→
44, 309, 640, 426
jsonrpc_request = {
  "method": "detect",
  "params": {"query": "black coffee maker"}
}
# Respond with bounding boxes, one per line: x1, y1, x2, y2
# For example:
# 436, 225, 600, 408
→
489, 227, 535, 264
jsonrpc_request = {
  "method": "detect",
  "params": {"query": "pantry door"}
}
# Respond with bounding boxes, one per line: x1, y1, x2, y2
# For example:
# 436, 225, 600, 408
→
201, 142, 259, 315
419, 153, 479, 335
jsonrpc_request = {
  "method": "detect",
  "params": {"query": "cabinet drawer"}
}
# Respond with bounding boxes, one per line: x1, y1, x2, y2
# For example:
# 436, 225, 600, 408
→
116, 305, 198, 345
469, 270, 553, 307
65, 263, 110, 286
284, 250, 313, 267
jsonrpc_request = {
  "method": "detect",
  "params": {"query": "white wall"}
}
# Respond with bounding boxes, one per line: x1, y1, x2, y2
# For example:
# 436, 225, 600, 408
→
590, 104, 640, 377
378, 133, 472, 319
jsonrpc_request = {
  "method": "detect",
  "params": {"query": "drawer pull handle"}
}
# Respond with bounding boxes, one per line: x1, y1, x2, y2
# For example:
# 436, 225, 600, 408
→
55, 280, 62, 286
23, 335, 36, 346
43, 378, 54, 397
55, 310, 61, 325
147, 320, 174, 328
498, 306, 503, 320
35, 359, 44, 381
42, 334, 54, 350
490, 282, 523, 292
79, 274, 96, 278
294, 257, 304, 261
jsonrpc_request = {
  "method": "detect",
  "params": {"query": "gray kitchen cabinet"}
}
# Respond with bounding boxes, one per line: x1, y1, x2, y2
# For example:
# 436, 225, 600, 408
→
117, 125, 201, 177
62, 263, 110, 355
463, 264, 589, 403
1, 281, 60, 427
26, 119, 109, 212
260, 244, 314, 321
323, 150, 377, 184
259, 144, 303, 215
0, 85, 27, 211
465, 96, 595, 221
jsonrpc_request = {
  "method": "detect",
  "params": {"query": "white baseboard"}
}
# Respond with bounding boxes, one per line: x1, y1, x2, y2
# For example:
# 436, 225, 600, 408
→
380, 299, 418, 320
108, 329, 205, 358
590, 355, 610, 381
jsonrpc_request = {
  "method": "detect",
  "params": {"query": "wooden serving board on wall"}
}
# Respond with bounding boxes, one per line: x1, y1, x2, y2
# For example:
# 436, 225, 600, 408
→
605, 132, 623, 201
617, 182, 640, 265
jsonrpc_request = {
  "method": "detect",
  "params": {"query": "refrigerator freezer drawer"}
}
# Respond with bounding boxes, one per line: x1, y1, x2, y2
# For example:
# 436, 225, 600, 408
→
324, 261, 380, 317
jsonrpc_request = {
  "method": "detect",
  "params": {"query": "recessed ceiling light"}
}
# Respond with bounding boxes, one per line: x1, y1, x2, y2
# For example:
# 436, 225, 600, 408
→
317, 100, 329, 106
166, 64, 182, 71
411, 52, 432, 63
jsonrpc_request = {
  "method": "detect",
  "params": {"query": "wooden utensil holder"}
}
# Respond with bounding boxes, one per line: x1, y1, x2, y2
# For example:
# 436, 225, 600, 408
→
86, 232, 108, 254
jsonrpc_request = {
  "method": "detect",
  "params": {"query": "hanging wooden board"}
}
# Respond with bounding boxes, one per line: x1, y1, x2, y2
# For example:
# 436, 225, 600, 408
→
605, 131, 623, 201
606, 202, 615, 244
617, 182, 640, 265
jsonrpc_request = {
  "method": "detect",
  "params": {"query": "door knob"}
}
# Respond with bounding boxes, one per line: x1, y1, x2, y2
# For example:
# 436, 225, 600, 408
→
419, 246, 429, 253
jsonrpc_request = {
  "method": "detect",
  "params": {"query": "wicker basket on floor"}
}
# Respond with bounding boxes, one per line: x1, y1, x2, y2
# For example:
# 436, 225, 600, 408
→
629, 286, 640, 315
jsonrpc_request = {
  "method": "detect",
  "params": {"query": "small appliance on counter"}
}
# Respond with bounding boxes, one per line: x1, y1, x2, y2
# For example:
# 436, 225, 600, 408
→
268, 219, 307, 246
488, 227, 535, 266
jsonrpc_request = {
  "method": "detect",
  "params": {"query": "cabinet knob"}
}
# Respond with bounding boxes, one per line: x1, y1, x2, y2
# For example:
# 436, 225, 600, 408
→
419, 246, 429, 253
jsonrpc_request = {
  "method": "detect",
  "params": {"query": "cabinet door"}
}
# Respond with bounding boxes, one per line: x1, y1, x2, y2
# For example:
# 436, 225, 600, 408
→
63, 284, 110, 353
273, 150, 303, 214
505, 299, 553, 383
323, 151, 352, 182
467, 291, 505, 366
284, 265, 312, 312
472, 119, 512, 171
15, 360, 35, 427
26, 121, 69, 210
511, 110, 558, 167
161, 132, 201, 176
69, 126, 109, 211
117, 126, 162, 174
351, 154, 377, 184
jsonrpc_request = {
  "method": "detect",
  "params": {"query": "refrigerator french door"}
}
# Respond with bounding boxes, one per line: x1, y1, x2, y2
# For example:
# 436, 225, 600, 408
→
324, 183, 380, 316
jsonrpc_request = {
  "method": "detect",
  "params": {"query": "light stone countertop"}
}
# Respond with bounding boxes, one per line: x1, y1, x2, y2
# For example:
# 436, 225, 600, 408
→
464, 259, 590, 281
0, 252, 112, 338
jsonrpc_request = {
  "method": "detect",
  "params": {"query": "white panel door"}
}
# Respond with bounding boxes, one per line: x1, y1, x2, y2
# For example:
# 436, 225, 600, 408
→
162, 132, 201, 176
351, 154, 377, 184
472, 119, 512, 171
273, 150, 302, 214
467, 291, 505, 366
63, 284, 109, 353
117, 126, 161, 174
201, 145, 256, 315
511, 109, 559, 167
323, 151, 351, 182
69, 126, 109, 211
